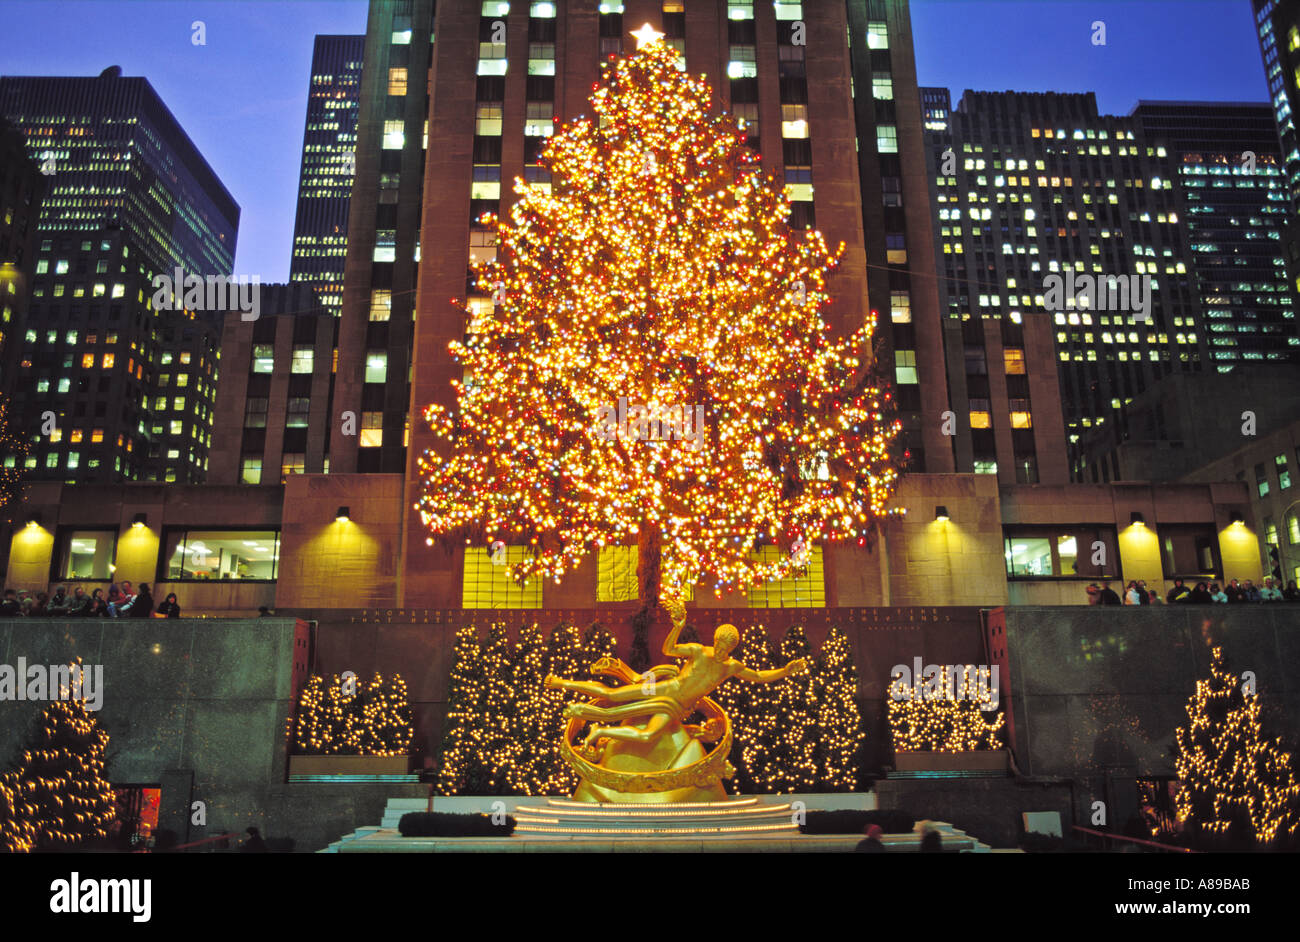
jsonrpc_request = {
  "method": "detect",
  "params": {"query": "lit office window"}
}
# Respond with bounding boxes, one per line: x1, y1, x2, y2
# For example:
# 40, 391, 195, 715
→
163, 530, 280, 580
597, 547, 638, 602
894, 350, 918, 384
476, 102, 503, 136
747, 546, 824, 607
252, 345, 274, 374
890, 290, 911, 323
365, 351, 388, 383
528, 43, 555, 75
462, 546, 542, 608
360, 411, 384, 447
240, 457, 262, 485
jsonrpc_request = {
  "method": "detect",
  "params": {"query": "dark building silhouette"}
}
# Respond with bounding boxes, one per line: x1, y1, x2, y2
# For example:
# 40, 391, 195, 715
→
924, 89, 1208, 484
289, 35, 365, 319
1131, 101, 1296, 369
0, 115, 46, 398
0, 71, 239, 483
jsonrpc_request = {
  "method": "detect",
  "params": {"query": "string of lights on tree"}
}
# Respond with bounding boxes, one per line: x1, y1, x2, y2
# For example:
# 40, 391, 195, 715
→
813, 625, 865, 789
415, 36, 904, 603
437, 621, 865, 795
4, 673, 115, 851
0, 393, 29, 517
887, 666, 1006, 753
1173, 643, 1300, 848
290, 673, 413, 757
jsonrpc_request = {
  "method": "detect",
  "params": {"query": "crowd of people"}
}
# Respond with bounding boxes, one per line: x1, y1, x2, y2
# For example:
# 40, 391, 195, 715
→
0, 582, 182, 618
1087, 577, 1300, 606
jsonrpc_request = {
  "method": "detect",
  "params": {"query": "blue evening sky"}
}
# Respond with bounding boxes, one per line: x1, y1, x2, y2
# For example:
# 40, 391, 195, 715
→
0, 0, 1271, 280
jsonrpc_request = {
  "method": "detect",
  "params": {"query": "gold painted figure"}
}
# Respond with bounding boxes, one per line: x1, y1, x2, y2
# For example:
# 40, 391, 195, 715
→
545, 599, 808, 802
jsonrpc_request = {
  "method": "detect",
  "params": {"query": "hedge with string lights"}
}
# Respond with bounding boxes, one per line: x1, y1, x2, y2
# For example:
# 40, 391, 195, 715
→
289, 672, 413, 757
887, 665, 1006, 753
436, 621, 866, 795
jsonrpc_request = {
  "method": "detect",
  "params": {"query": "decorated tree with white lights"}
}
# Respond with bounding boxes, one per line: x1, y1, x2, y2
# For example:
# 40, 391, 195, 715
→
1173, 643, 1300, 849
11, 693, 115, 850
888, 666, 1005, 753
416, 33, 903, 612
814, 625, 865, 790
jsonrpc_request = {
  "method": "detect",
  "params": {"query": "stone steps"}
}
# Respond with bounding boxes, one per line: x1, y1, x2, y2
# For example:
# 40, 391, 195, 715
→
320, 792, 997, 852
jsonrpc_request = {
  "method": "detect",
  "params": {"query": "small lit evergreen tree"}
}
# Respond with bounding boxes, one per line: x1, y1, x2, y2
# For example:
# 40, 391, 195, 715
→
505, 623, 548, 794
888, 666, 1005, 752
436, 625, 494, 795
767, 624, 818, 792
814, 625, 864, 790
1174, 643, 1300, 849
0, 770, 36, 853
13, 690, 115, 850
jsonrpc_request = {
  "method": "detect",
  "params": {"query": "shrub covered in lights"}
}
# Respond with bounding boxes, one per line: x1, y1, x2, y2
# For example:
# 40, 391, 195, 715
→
887, 666, 1005, 753
290, 672, 413, 757
437, 621, 867, 795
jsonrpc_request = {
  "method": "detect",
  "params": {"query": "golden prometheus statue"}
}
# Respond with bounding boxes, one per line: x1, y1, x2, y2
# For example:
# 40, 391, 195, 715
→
544, 599, 808, 803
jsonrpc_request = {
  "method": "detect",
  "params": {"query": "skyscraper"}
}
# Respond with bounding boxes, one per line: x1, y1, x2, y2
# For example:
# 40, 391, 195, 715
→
0, 115, 46, 397
0, 70, 239, 483
1252, 0, 1300, 294
1131, 101, 1296, 371
289, 35, 365, 319
924, 90, 1208, 484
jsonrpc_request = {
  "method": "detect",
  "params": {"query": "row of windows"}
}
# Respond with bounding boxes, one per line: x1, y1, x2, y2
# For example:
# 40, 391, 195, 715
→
51, 528, 280, 583
1004, 526, 1221, 580
463, 545, 825, 609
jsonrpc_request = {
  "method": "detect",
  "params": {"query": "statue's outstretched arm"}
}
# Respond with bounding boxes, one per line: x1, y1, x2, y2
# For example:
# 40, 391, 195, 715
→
737, 658, 808, 683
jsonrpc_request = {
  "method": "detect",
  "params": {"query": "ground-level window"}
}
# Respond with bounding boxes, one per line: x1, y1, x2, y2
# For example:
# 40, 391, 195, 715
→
160, 529, 280, 581
54, 528, 117, 580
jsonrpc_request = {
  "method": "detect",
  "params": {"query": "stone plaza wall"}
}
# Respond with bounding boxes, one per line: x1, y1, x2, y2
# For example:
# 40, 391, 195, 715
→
1000, 604, 1300, 834
0, 617, 421, 852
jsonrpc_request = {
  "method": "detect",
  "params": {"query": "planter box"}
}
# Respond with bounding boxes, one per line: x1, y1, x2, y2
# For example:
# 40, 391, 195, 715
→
288, 755, 410, 776
894, 750, 1008, 773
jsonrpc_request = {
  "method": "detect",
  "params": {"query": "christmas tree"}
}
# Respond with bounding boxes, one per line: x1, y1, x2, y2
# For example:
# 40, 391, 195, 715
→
1174, 643, 1300, 848
888, 666, 1005, 753
477, 624, 522, 794
581, 621, 619, 666
766, 624, 818, 792
814, 625, 865, 790
415, 34, 903, 612
436, 625, 492, 795
0, 393, 29, 520
358, 673, 414, 757
291, 672, 412, 756
0, 770, 36, 853
12, 689, 115, 850
505, 623, 548, 794
536, 622, 586, 794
